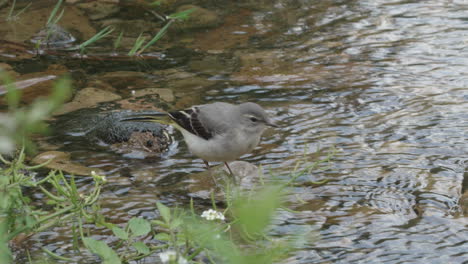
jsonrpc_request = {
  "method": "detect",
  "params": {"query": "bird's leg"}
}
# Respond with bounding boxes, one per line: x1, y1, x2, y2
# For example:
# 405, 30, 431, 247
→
203, 160, 210, 169
224, 162, 236, 184
205, 160, 219, 187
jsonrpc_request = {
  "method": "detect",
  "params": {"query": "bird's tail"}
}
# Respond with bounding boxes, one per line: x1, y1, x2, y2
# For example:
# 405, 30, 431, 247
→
120, 113, 173, 125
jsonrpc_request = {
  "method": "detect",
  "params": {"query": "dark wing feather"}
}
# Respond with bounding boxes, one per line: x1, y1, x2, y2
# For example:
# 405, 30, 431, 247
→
168, 107, 213, 140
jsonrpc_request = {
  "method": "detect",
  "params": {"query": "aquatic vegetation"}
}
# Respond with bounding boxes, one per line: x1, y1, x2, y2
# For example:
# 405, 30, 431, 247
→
5, 0, 31, 22
128, 8, 194, 56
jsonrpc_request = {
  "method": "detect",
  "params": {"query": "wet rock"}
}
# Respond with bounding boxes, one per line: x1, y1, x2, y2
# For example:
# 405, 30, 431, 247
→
32, 151, 101, 176
116, 93, 172, 112
76, 1, 120, 20
99, 19, 160, 37
0, 0, 7, 9
54, 87, 122, 116
0, 63, 19, 77
51, 109, 171, 157
187, 161, 261, 200
133, 88, 175, 103
30, 24, 77, 49
188, 53, 238, 75
153, 68, 196, 80
189, 9, 257, 51
110, 131, 171, 158
155, 0, 191, 13
174, 5, 221, 31
169, 76, 215, 91
0, 65, 69, 104
0, 5, 96, 44
86, 79, 116, 93
97, 71, 149, 90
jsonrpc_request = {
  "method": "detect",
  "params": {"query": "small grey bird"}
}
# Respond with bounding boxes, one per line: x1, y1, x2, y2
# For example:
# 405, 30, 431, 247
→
123, 102, 278, 175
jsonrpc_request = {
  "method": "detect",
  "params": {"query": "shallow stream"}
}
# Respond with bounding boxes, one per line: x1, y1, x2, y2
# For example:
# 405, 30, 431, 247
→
1, 0, 467, 263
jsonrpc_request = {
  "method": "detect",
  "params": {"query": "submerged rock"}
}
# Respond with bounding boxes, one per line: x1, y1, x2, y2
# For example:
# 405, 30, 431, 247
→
76, 1, 120, 20
30, 24, 77, 49
187, 161, 262, 200
0, 65, 69, 104
0, 5, 96, 44
54, 87, 122, 116
51, 108, 172, 157
173, 5, 221, 31
32, 151, 101, 176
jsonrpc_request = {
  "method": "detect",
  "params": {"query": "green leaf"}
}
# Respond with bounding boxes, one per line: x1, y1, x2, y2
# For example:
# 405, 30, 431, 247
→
153, 232, 171, 241
156, 202, 171, 223
112, 226, 128, 240
83, 237, 121, 264
132, 241, 150, 255
233, 185, 284, 236
151, 219, 168, 228
149, 0, 162, 7
168, 8, 195, 20
170, 217, 183, 229
1, 72, 20, 110
128, 217, 151, 237
50, 76, 72, 109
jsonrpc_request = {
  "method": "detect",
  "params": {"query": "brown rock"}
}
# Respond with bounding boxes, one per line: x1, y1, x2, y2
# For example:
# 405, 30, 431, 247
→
0, 64, 69, 104
188, 161, 261, 200
54, 87, 121, 115
0, 5, 96, 43
76, 1, 120, 20
32, 151, 102, 176
174, 5, 221, 31
133, 88, 175, 102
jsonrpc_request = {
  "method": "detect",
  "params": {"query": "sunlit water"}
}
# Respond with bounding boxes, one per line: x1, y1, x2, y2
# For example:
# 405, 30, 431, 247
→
11, 0, 468, 263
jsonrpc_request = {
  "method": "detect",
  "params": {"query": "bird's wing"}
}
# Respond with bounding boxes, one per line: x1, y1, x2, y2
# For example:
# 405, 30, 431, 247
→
168, 106, 214, 140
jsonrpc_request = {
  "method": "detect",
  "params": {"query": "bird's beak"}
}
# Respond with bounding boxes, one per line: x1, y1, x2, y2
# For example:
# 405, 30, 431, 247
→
266, 119, 279, 128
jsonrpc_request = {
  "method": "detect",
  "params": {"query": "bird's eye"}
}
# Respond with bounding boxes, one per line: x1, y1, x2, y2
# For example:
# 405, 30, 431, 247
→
250, 117, 258, 122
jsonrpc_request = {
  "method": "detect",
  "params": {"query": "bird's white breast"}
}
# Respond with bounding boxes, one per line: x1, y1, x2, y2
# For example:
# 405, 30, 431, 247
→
179, 128, 261, 162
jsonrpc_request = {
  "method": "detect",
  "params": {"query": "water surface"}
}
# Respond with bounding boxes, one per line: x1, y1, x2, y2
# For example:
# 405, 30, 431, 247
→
3, 0, 467, 263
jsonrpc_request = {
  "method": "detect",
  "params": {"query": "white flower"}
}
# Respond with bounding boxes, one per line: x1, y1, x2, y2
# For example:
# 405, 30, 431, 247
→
201, 209, 225, 221
159, 250, 188, 264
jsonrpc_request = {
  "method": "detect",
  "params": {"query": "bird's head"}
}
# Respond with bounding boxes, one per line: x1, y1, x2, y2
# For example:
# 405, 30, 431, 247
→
239, 102, 278, 133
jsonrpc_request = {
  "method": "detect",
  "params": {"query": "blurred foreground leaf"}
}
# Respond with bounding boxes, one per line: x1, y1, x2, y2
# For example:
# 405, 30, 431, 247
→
233, 185, 284, 236
83, 237, 121, 264
128, 217, 151, 237
0, 74, 71, 154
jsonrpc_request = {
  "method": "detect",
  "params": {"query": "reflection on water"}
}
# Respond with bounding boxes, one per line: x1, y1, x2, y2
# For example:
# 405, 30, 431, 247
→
14, 0, 468, 263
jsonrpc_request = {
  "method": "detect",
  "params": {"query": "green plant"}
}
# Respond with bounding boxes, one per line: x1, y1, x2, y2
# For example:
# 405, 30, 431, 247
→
76, 26, 115, 55
128, 8, 194, 56
0, 72, 108, 263
5, 0, 31, 22
46, 0, 64, 27
0, 149, 107, 263
72, 145, 334, 263
0, 71, 71, 154
113, 31, 125, 52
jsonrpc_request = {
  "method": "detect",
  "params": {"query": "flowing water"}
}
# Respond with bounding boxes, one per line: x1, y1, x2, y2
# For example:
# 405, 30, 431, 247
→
2, 0, 468, 263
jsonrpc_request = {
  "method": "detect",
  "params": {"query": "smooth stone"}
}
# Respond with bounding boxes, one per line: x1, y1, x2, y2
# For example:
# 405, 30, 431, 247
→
76, 1, 120, 20
187, 161, 262, 201
132, 88, 175, 103
173, 5, 221, 31
0, 5, 96, 43
54, 87, 122, 116
32, 151, 102, 176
